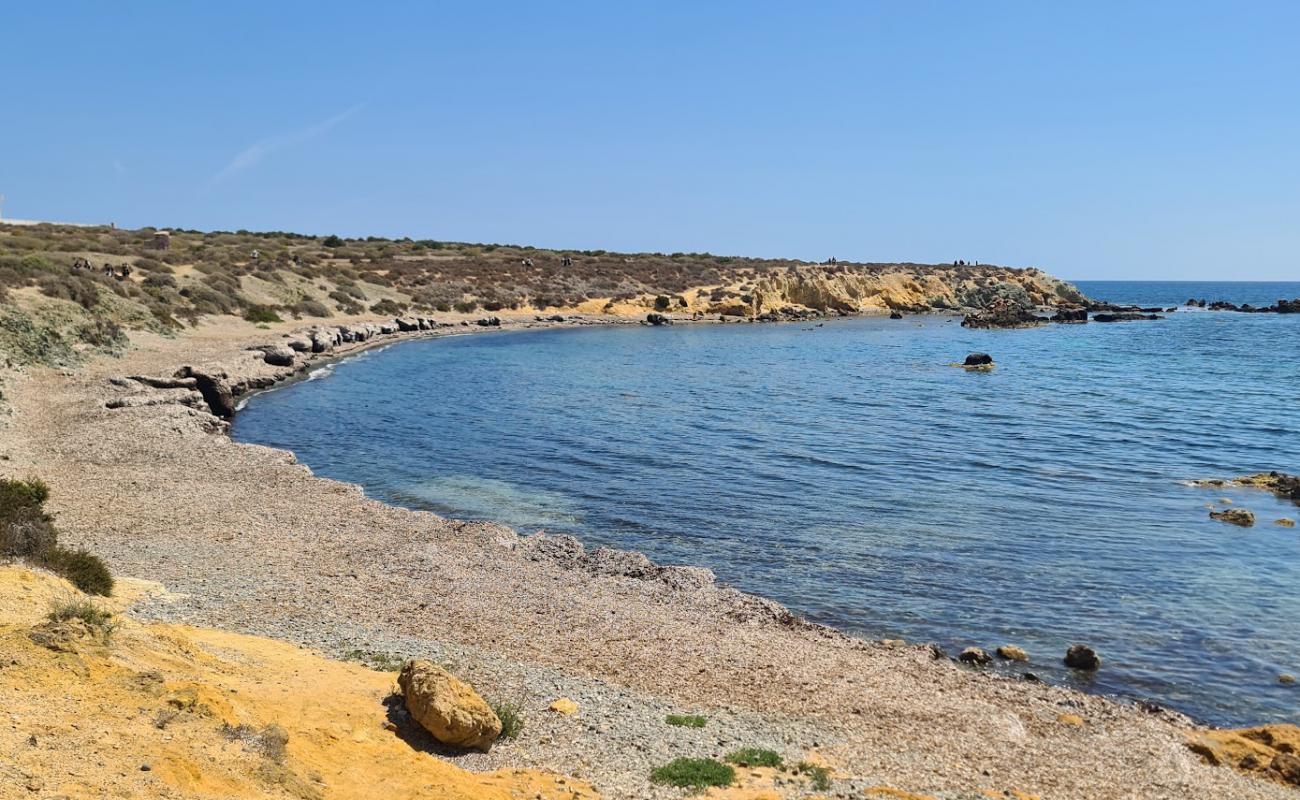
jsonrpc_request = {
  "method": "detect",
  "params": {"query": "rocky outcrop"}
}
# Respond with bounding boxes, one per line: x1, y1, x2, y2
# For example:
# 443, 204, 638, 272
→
1210, 508, 1256, 527
1198, 298, 1300, 314
1050, 307, 1088, 323
174, 366, 236, 418
1093, 312, 1162, 322
645, 313, 672, 326
1187, 724, 1300, 789
960, 299, 1044, 329
398, 659, 502, 750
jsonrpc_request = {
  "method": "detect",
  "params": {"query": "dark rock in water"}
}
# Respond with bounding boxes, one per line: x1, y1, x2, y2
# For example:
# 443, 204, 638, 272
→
958, 647, 991, 665
175, 366, 235, 418
996, 644, 1030, 662
1093, 313, 1162, 322
1022, 672, 1042, 683
1050, 307, 1088, 323
889, 311, 904, 320
960, 298, 1044, 329
1064, 643, 1101, 671
645, 313, 672, 326
1210, 507, 1255, 527
964, 353, 994, 366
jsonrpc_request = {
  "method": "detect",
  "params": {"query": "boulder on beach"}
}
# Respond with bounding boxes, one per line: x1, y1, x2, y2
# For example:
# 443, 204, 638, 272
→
645, 313, 672, 326
397, 660, 501, 750
958, 647, 991, 665
1064, 644, 1100, 671
174, 366, 235, 418
1187, 724, 1300, 788
996, 645, 1029, 662
260, 346, 295, 367
1210, 508, 1255, 527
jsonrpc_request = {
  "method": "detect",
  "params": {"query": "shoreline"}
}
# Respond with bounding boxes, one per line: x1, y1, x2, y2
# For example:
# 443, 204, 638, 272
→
1, 310, 1295, 798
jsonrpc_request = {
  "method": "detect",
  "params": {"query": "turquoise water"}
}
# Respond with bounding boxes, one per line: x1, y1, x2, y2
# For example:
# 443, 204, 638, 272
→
233, 282, 1300, 726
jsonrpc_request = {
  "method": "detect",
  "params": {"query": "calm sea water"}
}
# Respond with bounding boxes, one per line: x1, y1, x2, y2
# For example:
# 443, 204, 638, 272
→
234, 282, 1300, 726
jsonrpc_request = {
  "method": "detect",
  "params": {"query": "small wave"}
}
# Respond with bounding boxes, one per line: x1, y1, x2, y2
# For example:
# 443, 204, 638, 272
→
305, 364, 335, 382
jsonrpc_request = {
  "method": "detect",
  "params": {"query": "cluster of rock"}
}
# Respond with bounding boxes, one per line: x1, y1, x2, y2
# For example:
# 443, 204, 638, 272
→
960, 298, 1045, 329
956, 642, 1100, 671
1188, 298, 1300, 313
1187, 724, 1300, 788
1193, 472, 1300, 529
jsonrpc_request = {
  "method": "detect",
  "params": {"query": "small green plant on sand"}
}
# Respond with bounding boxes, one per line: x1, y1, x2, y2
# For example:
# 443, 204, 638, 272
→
795, 761, 832, 792
725, 747, 783, 768
342, 649, 405, 672
489, 699, 525, 739
665, 713, 708, 728
46, 597, 118, 640
650, 757, 735, 790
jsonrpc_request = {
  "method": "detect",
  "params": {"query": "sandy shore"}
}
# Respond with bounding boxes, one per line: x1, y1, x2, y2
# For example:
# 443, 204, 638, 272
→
0, 311, 1292, 799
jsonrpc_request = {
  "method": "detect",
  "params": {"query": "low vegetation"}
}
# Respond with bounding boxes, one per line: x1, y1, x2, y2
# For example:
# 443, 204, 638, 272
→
46, 596, 118, 640
489, 699, 525, 739
649, 757, 736, 790
724, 747, 784, 768
665, 713, 708, 728
341, 648, 406, 672
0, 477, 114, 595
796, 761, 833, 791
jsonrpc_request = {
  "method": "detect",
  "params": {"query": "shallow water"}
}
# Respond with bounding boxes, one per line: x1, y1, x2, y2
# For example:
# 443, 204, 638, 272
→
234, 282, 1300, 726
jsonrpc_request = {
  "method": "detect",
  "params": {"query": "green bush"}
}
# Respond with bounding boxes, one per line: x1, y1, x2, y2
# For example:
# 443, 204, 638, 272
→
40, 546, 114, 596
489, 700, 524, 740
0, 477, 50, 511
665, 713, 708, 728
46, 597, 118, 639
650, 758, 735, 790
795, 761, 832, 792
243, 305, 282, 324
725, 748, 783, 768
654, 295, 671, 311
323, 235, 344, 248
369, 298, 405, 316
0, 505, 57, 558
294, 299, 332, 318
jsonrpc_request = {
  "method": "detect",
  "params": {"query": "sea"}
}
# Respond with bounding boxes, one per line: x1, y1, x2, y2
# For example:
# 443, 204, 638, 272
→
232, 281, 1300, 726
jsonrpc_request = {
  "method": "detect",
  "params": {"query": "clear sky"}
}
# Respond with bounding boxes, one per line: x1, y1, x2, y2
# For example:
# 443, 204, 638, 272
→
3, 2, 1298, 279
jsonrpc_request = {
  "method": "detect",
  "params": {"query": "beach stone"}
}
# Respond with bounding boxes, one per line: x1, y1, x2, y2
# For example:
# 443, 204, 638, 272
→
963, 352, 993, 366
1064, 644, 1101, 671
958, 647, 991, 665
397, 660, 501, 750
261, 346, 295, 367
1210, 508, 1255, 527
549, 698, 579, 715
996, 645, 1029, 662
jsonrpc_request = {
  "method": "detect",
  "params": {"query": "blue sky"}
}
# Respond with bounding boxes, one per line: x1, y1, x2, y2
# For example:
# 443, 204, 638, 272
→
3, 2, 1298, 279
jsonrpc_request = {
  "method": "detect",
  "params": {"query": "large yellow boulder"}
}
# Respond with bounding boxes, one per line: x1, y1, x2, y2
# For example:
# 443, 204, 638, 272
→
1187, 723, 1300, 788
398, 659, 503, 750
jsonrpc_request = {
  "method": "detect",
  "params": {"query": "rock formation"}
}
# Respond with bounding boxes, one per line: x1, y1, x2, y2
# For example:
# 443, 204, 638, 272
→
398, 659, 503, 750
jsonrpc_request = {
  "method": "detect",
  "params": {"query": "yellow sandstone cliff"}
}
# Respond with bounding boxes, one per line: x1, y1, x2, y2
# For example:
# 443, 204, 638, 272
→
0, 565, 596, 800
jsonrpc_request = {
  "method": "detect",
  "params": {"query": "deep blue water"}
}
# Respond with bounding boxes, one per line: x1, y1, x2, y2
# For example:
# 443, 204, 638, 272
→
233, 282, 1300, 726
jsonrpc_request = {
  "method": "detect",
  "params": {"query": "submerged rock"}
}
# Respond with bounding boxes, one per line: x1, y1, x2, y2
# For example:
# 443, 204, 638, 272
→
1276, 518, 1296, 528
1050, 307, 1088, 323
958, 647, 991, 665
398, 660, 501, 750
1210, 508, 1255, 527
1093, 312, 1162, 322
1064, 644, 1101, 671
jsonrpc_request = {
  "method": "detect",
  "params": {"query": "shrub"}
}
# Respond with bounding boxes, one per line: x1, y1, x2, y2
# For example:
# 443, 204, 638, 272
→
46, 597, 118, 639
369, 298, 405, 316
243, 305, 282, 324
725, 748, 783, 768
452, 300, 478, 313
322, 235, 344, 248
76, 319, 127, 350
0, 505, 57, 558
0, 477, 50, 511
665, 713, 708, 728
489, 700, 524, 739
654, 295, 671, 311
650, 758, 735, 790
40, 546, 114, 596
796, 761, 832, 792
293, 299, 332, 318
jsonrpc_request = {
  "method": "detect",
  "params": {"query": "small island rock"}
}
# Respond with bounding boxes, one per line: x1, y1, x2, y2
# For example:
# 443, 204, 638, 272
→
1210, 508, 1255, 527
1064, 644, 1101, 671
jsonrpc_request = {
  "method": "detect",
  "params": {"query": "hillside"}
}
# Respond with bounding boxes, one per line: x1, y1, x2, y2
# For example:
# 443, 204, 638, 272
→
0, 223, 1085, 372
